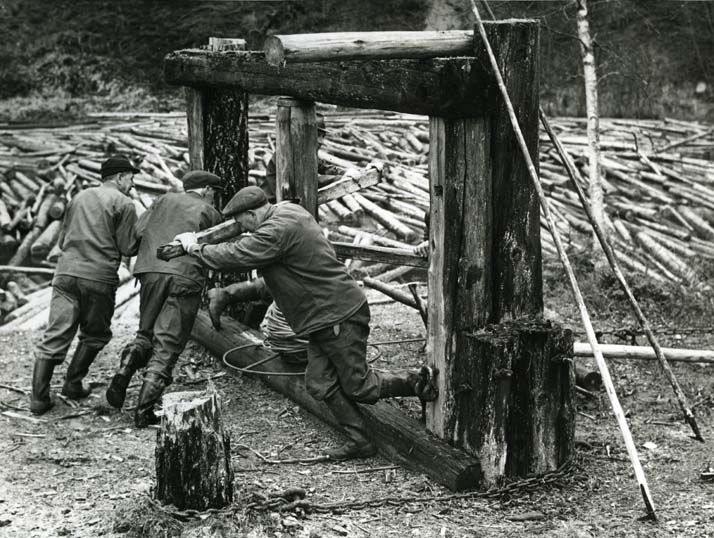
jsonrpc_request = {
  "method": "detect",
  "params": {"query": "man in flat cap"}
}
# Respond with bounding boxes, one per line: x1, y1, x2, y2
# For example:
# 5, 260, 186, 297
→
30, 156, 140, 415
106, 170, 223, 427
174, 187, 437, 460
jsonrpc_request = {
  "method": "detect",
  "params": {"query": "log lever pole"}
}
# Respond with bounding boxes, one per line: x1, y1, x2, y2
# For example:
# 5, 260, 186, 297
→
540, 109, 703, 442
470, 0, 657, 519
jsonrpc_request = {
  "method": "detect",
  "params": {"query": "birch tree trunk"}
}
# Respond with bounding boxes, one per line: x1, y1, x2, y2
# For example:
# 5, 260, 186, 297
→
576, 0, 607, 248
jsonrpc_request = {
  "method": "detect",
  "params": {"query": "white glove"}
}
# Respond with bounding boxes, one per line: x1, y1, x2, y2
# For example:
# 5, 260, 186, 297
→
174, 232, 198, 252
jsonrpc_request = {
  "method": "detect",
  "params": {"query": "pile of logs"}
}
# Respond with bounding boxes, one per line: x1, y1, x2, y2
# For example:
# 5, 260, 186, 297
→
1, 110, 714, 324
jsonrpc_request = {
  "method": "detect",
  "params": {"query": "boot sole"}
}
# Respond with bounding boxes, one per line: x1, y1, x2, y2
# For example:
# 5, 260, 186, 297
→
106, 374, 130, 408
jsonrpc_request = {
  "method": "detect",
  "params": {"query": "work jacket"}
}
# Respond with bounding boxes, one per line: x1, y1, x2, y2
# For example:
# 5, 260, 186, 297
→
133, 191, 222, 285
55, 182, 138, 286
194, 202, 365, 336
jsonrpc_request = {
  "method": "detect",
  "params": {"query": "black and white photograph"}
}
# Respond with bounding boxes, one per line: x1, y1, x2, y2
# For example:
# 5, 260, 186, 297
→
0, 0, 713, 536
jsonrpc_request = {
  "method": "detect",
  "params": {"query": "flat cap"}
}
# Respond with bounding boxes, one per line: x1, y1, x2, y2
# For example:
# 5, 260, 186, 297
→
222, 186, 268, 218
182, 170, 221, 190
101, 156, 139, 179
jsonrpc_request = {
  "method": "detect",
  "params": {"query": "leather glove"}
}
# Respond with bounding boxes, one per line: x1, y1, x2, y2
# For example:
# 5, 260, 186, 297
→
174, 232, 198, 252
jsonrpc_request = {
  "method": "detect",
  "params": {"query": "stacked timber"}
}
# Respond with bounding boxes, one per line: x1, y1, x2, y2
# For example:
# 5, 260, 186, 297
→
2, 110, 714, 322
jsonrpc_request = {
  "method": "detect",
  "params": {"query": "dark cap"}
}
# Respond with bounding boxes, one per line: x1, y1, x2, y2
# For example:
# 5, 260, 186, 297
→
182, 170, 221, 190
101, 156, 140, 179
222, 186, 268, 218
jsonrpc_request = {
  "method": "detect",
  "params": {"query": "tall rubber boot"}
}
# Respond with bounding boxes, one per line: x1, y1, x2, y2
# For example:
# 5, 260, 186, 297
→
134, 374, 166, 428
61, 344, 101, 400
30, 359, 56, 415
208, 278, 269, 330
322, 390, 377, 460
106, 345, 149, 409
378, 366, 439, 401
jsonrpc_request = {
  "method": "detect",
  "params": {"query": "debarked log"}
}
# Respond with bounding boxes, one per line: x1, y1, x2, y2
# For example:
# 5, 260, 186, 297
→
264, 30, 474, 65
191, 311, 481, 491
155, 389, 234, 510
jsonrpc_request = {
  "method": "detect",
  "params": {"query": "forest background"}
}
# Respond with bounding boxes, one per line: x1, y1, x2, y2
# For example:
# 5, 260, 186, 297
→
1, 0, 714, 122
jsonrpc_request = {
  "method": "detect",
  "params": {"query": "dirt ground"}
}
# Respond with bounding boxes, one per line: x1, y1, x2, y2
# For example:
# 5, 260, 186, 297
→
1, 266, 713, 538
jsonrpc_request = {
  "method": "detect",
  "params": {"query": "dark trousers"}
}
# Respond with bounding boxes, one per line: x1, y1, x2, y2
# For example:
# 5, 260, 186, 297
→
132, 273, 202, 382
306, 302, 381, 403
35, 275, 116, 362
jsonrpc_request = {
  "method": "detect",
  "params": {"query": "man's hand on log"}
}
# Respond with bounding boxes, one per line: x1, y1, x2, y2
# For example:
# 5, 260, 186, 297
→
413, 240, 429, 258
174, 232, 198, 253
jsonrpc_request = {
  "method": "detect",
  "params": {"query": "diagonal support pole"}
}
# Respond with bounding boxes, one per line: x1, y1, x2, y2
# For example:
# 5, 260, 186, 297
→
540, 110, 704, 442
469, 0, 657, 520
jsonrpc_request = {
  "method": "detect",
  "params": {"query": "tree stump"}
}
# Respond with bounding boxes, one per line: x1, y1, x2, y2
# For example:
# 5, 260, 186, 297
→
454, 319, 574, 487
155, 389, 234, 510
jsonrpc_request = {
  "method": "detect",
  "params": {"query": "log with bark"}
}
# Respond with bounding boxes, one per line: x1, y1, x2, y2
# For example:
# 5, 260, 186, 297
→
155, 388, 234, 510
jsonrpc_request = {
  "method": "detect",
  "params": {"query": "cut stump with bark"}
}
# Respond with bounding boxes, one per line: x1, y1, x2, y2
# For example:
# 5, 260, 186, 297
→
155, 389, 234, 510
456, 319, 574, 486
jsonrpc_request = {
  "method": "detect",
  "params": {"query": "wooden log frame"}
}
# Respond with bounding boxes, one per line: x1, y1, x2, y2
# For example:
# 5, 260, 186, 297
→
191, 311, 481, 491
165, 20, 568, 487
264, 31, 474, 65
164, 52, 490, 118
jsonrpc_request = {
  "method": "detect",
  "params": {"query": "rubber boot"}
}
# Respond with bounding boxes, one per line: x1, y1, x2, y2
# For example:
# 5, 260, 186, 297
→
30, 359, 56, 415
61, 344, 101, 400
208, 279, 270, 330
378, 366, 439, 401
322, 390, 377, 460
134, 374, 166, 428
106, 345, 149, 409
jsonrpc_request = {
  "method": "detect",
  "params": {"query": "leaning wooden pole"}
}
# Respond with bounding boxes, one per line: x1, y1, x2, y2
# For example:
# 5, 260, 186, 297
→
470, 1, 656, 519
540, 109, 703, 442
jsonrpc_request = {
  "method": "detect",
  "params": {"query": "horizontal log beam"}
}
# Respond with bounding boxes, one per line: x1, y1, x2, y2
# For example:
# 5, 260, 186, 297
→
264, 31, 474, 65
164, 50, 488, 117
191, 311, 481, 491
332, 241, 427, 268
317, 166, 383, 205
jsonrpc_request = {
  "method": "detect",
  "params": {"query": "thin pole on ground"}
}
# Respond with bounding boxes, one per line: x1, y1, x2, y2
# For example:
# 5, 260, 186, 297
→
540, 110, 704, 442
469, 0, 657, 519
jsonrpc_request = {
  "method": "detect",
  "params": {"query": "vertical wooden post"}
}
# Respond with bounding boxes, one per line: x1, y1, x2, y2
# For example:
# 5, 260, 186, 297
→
426, 20, 572, 486
185, 37, 249, 210
427, 116, 494, 437
276, 98, 319, 217
483, 21, 543, 322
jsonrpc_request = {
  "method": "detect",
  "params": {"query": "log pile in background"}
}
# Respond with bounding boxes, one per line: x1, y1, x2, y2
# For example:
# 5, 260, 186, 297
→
2, 110, 714, 324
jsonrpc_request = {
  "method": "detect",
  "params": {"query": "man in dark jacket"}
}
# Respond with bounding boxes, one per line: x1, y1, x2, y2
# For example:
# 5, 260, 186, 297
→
175, 186, 437, 460
106, 170, 222, 427
30, 156, 140, 415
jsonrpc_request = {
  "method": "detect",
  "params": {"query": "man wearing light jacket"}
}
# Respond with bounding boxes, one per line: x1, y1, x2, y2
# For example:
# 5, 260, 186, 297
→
106, 170, 223, 428
30, 156, 139, 415
174, 186, 438, 460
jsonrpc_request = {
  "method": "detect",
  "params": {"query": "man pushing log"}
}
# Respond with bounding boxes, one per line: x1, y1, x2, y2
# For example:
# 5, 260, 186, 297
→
172, 186, 438, 460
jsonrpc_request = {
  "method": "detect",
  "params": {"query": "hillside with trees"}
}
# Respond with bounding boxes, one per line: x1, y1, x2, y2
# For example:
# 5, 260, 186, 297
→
1, 0, 714, 120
